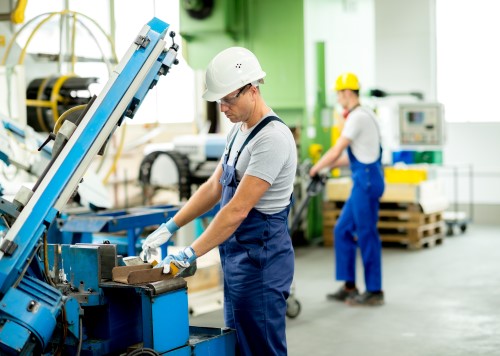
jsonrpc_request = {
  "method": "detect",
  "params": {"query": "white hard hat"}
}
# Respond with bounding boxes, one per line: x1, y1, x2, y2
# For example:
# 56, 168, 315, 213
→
203, 47, 266, 102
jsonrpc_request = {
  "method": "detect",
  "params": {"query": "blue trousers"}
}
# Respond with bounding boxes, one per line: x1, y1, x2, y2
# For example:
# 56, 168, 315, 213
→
334, 183, 382, 291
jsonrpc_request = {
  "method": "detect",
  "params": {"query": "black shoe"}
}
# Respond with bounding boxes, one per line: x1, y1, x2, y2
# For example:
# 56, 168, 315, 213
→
347, 291, 385, 306
326, 286, 359, 301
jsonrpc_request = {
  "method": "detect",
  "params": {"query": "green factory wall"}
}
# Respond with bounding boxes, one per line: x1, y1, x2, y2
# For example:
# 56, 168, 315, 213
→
179, 0, 306, 132
246, 0, 306, 130
179, 0, 245, 70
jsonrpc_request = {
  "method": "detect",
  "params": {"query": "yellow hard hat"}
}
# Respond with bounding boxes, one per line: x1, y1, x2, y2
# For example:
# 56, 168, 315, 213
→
334, 72, 360, 91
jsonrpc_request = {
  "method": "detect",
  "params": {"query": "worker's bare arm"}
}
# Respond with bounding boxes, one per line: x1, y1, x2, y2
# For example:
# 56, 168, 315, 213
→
310, 136, 351, 176
332, 153, 350, 168
191, 174, 270, 257
173, 164, 224, 227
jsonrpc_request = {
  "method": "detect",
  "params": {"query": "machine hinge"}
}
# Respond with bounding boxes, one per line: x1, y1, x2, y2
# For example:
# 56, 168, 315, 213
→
134, 35, 150, 48
0, 239, 18, 256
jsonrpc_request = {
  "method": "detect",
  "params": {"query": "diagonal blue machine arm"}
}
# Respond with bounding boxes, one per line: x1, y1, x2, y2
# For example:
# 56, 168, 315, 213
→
0, 18, 237, 354
0, 17, 177, 297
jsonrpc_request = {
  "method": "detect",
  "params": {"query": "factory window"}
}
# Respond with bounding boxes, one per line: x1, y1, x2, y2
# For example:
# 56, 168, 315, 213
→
436, 0, 500, 122
114, 0, 195, 124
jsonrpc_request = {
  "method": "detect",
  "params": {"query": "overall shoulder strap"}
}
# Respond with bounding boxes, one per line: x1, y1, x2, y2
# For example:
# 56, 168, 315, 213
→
235, 116, 283, 161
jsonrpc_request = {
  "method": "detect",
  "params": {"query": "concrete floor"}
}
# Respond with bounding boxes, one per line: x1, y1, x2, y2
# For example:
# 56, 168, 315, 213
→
190, 224, 500, 356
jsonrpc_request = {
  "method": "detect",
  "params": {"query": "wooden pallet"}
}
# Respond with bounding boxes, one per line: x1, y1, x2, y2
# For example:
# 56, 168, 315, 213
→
322, 203, 341, 246
322, 224, 335, 247
322, 201, 445, 249
379, 220, 445, 249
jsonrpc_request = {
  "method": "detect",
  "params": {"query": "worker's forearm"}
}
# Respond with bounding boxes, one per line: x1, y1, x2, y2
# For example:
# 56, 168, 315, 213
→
332, 154, 349, 168
191, 204, 246, 257
310, 137, 351, 175
311, 148, 341, 175
173, 180, 220, 228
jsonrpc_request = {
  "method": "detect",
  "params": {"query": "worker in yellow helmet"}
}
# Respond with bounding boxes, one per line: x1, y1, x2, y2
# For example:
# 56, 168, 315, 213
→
335, 72, 360, 91
310, 72, 385, 306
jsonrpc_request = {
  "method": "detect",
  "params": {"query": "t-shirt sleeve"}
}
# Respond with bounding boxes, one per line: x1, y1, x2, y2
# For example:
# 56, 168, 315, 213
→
341, 116, 361, 141
244, 129, 290, 185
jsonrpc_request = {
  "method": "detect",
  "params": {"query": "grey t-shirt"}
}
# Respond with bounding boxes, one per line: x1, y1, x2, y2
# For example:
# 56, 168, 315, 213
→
222, 111, 297, 214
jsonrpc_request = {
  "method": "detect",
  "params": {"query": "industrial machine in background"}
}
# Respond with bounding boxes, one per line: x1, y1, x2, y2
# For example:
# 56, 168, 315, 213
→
138, 133, 226, 202
0, 18, 235, 355
397, 102, 444, 147
385, 101, 470, 235
0, 113, 52, 184
26, 75, 99, 132
0, 113, 112, 210
1, 9, 119, 129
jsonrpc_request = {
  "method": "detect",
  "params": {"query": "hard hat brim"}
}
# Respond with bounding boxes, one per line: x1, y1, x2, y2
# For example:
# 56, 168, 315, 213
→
202, 72, 266, 102
202, 89, 223, 102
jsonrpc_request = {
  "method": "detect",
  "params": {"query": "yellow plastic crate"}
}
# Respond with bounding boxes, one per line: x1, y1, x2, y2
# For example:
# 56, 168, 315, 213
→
384, 166, 428, 184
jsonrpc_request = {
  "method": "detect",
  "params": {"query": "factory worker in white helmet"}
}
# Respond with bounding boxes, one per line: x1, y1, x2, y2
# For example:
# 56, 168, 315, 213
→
142, 47, 297, 356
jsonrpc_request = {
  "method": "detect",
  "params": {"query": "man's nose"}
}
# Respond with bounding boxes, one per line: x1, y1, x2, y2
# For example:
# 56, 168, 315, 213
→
220, 103, 229, 112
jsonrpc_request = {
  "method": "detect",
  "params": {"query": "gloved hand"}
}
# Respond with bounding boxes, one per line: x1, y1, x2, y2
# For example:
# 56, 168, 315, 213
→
141, 219, 178, 262
156, 246, 197, 276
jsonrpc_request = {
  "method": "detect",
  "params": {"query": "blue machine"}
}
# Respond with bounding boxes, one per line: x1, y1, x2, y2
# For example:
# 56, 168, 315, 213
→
56, 205, 181, 257
0, 18, 235, 355
54, 203, 219, 258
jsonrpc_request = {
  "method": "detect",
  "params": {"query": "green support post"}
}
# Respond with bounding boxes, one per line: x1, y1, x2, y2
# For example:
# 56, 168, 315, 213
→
307, 42, 332, 241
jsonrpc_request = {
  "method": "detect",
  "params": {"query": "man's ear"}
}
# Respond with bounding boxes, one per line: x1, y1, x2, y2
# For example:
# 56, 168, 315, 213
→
249, 85, 258, 99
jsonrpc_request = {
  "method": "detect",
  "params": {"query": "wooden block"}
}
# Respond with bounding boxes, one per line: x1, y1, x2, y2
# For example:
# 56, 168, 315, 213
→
112, 264, 175, 284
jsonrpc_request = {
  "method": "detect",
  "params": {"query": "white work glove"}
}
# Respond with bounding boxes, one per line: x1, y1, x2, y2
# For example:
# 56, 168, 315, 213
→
156, 246, 197, 276
140, 222, 174, 262
139, 246, 162, 264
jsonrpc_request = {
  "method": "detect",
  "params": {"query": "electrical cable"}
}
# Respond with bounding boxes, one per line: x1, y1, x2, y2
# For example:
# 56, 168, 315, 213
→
53, 104, 86, 134
42, 232, 56, 287
11, 10, 117, 67
70, 12, 77, 73
18, 12, 60, 65
54, 302, 68, 356
1, 11, 55, 65
35, 76, 53, 132
74, 16, 117, 73
76, 316, 83, 356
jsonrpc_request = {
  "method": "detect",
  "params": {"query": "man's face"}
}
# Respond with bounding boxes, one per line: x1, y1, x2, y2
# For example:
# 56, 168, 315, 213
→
336, 90, 349, 109
217, 84, 253, 123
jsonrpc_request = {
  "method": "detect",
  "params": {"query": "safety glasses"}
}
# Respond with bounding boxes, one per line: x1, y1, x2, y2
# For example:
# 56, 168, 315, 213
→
217, 84, 251, 106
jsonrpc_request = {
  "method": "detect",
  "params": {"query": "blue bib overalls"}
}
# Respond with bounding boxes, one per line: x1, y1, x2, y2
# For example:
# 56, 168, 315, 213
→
218, 116, 295, 356
334, 131, 385, 291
